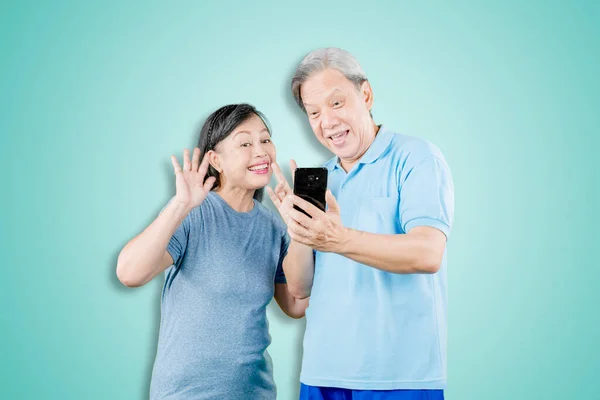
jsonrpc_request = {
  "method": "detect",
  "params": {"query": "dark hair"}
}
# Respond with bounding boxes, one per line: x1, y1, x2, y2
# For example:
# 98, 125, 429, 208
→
198, 103, 271, 202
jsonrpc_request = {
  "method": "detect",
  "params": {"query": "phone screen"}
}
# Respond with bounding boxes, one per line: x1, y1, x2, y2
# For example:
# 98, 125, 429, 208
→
293, 167, 328, 218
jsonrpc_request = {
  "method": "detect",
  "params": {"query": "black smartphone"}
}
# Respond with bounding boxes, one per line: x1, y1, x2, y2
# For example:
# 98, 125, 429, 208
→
293, 167, 328, 218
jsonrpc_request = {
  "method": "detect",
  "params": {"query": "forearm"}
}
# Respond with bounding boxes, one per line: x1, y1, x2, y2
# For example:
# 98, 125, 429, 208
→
282, 240, 315, 299
274, 283, 309, 319
338, 229, 444, 274
116, 200, 191, 286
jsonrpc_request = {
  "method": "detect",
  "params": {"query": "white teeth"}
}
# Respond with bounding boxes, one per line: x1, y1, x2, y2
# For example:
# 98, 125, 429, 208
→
331, 131, 347, 139
248, 164, 268, 171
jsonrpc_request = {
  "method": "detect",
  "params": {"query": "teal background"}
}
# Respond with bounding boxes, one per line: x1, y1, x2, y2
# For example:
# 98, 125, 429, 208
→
1, 1, 599, 399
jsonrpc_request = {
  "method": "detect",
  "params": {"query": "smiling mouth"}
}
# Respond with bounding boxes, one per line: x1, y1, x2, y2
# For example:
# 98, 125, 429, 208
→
248, 163, 269, 173
329, 130, 349, 144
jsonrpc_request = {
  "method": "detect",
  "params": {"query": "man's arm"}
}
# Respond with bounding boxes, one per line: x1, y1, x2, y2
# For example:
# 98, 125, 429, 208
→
287, 195, 446, 274
338, 226, 446, 274
287, 151, 453, 273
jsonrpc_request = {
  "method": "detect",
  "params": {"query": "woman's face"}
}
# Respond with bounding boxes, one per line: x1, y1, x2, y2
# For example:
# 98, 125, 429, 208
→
210, 114, 276, 192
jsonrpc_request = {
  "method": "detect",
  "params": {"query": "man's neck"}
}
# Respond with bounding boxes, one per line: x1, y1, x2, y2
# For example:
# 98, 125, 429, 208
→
339, 124, 381, 172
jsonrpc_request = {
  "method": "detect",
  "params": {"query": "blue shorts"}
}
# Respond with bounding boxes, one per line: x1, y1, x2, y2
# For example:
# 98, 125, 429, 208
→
299, 384, 444, 400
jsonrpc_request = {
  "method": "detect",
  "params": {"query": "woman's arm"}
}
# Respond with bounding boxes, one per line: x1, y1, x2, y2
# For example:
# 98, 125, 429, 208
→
274, 283, 310, 318
116, 200, 190, 287
116, 148, 215, 287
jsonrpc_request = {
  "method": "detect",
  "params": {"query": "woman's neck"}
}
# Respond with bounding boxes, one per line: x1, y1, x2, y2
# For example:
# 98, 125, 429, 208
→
214, 185, 255, 212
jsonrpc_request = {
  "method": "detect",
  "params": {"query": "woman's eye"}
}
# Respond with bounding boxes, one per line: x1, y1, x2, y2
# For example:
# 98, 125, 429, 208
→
262, 139, 271, 144
241, 143, 251, 147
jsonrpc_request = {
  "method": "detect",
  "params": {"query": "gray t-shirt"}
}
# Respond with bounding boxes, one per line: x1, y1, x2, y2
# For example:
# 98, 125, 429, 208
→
149, 192, 289, 400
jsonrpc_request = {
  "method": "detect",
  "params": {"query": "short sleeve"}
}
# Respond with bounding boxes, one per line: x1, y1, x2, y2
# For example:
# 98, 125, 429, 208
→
275, 230, 290, 284
399, 155, 454, 238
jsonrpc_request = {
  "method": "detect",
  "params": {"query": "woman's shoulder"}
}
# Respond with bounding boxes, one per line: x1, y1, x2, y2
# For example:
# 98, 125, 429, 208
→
254, 201, 287, 235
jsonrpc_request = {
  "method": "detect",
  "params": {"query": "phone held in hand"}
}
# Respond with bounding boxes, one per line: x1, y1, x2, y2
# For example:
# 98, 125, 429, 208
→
293, 167, 328, 218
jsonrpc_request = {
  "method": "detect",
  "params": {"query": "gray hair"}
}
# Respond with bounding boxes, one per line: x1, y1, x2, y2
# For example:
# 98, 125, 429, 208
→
291, 47, 368, 113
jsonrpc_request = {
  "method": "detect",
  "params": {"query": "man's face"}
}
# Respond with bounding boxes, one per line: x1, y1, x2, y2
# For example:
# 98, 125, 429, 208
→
300, 68, 375, 165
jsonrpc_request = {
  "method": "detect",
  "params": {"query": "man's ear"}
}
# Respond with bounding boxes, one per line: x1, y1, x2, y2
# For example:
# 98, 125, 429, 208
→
361, 81, 374, 110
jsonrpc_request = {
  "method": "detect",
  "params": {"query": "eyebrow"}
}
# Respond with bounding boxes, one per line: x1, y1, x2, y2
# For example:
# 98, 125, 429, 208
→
233, 128, 269, 137
303, 88, 344, 107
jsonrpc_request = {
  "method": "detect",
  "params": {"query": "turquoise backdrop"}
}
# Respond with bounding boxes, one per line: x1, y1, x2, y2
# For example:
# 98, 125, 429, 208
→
1, 1, 599, 399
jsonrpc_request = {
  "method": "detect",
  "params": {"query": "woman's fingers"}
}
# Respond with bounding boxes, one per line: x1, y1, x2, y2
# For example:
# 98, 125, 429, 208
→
183, 148, 191, 171
171, 155, 182, 174
191, 147, 200, 171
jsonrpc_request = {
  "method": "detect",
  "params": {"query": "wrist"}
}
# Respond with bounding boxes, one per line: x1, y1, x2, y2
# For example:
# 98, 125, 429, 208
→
335, 227, 355, 254
289, 238, 311, 252
168, 198, 194, 218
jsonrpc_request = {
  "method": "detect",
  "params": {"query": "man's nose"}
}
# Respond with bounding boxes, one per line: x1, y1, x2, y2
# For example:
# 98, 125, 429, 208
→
320, 108, 339, 130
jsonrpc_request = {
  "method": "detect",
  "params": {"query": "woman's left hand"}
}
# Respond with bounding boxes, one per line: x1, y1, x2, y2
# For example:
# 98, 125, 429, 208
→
267, 160, 297, 224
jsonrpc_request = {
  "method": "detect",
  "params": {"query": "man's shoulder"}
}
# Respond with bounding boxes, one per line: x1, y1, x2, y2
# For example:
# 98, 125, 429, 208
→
322, 156, 337, 169
385, 129, 446, 165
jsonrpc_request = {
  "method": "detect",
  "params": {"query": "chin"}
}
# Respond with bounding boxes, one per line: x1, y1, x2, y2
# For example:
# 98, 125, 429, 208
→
333, 148, 359, 160
325, 139, 357, 159
247, 174, 271, 189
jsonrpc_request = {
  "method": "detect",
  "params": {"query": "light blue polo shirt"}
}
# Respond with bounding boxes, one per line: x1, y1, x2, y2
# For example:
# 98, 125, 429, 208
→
300, 125, 454, 390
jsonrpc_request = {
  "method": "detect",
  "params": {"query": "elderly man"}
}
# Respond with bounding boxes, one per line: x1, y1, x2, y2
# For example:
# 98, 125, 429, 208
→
268, 47, 454, 400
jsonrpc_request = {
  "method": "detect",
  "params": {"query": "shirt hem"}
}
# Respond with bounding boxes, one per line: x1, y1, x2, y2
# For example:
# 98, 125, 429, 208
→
299, 376, 446, 390
404, 217, 450, 238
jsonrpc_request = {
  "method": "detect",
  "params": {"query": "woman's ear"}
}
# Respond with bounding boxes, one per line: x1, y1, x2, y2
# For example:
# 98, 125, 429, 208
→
207, 150, 221, 173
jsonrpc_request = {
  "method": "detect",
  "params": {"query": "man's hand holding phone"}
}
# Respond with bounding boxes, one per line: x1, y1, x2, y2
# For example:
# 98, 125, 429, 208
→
267, 161, 349, 253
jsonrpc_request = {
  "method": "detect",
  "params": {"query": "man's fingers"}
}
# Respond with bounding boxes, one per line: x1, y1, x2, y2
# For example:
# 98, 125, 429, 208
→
325, 189, 341, 214
288, 217, 311, 239
288, 204, 315, 229
291, 195, 324, 219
